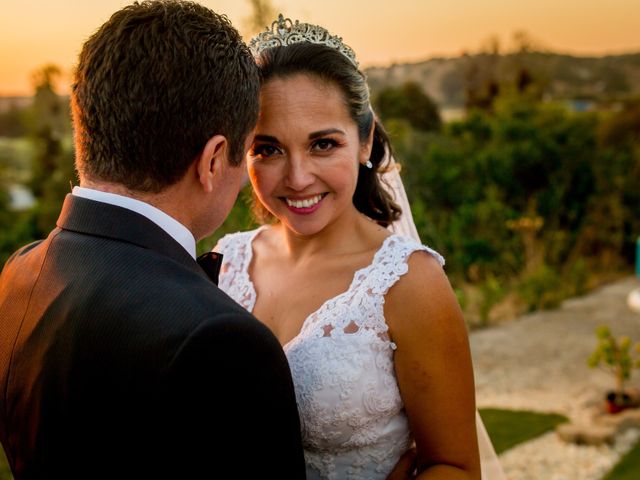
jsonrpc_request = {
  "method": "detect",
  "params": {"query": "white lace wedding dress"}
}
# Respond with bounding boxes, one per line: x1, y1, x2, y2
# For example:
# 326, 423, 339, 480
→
217, 227, 444, 480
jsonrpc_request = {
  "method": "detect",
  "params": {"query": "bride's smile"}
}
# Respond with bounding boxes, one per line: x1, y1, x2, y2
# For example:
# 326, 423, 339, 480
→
283, 193, 328, 213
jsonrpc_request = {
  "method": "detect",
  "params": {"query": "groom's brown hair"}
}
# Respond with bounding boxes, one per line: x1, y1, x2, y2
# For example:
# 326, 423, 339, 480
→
71, 0, 259, 192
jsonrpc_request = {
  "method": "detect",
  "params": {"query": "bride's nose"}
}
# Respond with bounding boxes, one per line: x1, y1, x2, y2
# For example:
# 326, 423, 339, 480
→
284, 155, 315, 191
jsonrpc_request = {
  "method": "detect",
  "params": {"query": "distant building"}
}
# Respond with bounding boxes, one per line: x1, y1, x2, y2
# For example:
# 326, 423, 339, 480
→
0, 96, 33, 114
566, 98, 596, 113
8, 184, 35, 211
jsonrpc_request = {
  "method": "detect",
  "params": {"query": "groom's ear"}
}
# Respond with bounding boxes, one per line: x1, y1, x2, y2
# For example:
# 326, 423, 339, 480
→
196, 135, 228, 193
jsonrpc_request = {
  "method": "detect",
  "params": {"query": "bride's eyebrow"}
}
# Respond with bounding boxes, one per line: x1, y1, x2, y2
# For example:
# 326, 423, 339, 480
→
254, 134, 279, 143
309, 128, 345, 139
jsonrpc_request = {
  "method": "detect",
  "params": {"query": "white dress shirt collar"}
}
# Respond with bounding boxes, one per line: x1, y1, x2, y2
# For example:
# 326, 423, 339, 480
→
72, 186, 197, 259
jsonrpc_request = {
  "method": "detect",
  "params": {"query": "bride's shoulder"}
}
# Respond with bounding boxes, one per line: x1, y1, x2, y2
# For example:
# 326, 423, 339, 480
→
385, 237, 461, 331
214, 227, 265, 253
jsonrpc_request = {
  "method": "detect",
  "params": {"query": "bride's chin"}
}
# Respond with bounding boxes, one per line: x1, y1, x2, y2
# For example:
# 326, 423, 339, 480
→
281, 218, 325, 237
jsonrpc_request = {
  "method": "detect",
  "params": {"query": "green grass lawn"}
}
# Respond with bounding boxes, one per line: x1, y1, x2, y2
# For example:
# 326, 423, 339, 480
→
479, 407, 568, 454
0, 444, 12, 480
479, 407, 640, 479
603, 437, 640, 480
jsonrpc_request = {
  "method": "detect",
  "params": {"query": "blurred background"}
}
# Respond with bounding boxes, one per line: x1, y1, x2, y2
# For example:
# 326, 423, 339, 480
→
1, 1, 640, 477
2, 0, 639, 324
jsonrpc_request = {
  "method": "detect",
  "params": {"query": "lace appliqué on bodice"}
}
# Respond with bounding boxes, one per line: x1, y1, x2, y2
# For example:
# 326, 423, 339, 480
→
217, 229, 444, 480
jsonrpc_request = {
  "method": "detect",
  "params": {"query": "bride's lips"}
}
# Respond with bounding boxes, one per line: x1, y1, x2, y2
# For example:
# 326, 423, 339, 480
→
281, 193, 327, 215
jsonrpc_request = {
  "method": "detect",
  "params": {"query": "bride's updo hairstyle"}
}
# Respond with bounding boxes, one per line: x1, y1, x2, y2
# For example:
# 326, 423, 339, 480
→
255, 42, 402, 227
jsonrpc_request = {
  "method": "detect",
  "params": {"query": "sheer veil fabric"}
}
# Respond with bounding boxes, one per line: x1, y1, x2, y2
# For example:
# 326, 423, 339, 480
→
383, 156, 506, 480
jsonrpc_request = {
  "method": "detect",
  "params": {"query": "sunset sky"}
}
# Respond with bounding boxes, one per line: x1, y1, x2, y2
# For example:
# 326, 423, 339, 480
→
1, 0, 639, 96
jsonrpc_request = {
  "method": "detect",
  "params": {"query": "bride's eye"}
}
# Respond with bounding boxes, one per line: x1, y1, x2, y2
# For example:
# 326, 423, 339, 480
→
250, 144, 281, 158
311, 138, 338, 152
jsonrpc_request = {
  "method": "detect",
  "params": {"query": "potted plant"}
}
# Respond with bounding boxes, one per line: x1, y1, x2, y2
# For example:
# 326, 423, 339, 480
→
587, 325, 640, 413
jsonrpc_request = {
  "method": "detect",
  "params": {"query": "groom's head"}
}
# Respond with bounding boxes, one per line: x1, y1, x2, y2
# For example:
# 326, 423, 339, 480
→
71, 0, 259, 195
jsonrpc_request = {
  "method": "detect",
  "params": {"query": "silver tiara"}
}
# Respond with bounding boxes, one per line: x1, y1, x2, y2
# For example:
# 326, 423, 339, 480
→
249, 14, 359, 68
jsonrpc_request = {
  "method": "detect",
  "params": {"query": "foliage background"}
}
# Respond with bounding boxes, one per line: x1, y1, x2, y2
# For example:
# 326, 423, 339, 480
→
1, 49, 639, 326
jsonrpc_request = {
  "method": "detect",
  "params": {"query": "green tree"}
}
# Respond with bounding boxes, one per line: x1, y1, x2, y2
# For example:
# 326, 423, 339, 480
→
397, 94, 604, 283
27, 64, 75, 236
588, 325, 640, 397
0, 102, 29, 137
375, 82, 441, 132
0, 144, 39, 265
0, 148, 12, 224
197, 186, 259, 254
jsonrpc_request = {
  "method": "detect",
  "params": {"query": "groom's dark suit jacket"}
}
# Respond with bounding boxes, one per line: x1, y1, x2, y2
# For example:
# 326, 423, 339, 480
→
0, 195, 306, 479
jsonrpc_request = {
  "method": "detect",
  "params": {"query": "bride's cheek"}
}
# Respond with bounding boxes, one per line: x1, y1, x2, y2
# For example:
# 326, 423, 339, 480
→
247, 163, 262, 185
257, 163, 281, 185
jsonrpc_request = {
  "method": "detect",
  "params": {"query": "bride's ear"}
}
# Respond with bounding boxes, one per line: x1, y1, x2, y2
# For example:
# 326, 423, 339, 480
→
359, 122, 375, 166
196, 135, 228, 193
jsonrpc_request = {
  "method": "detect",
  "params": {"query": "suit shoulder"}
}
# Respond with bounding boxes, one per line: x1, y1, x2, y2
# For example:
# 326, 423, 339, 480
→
2, 238, 45, 267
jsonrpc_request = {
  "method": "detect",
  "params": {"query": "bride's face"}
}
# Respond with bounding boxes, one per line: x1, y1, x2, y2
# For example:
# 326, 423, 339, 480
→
247, 73, 369, 236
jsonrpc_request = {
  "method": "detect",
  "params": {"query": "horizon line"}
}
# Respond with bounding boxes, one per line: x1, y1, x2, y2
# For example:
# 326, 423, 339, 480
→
2, 46, 640, 98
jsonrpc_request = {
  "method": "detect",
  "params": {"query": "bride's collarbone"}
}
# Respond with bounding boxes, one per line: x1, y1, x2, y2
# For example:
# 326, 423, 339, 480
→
251, 259, 367, 343
249, 235, 388, 340
254, 259, 361, 303
253, 276, 339, 321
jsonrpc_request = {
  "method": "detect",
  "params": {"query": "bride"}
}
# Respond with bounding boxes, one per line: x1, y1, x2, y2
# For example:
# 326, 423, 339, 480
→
217, 15, 503, 480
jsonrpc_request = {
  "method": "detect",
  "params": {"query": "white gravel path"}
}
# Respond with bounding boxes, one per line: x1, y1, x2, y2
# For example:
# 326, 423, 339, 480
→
470, 276, 640, 480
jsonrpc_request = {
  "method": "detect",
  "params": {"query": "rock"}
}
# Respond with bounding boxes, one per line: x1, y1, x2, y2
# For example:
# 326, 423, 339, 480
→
593, 407, 640, 432
556, 422, 617, 445
616, 408, 640, 430
627, 287, 640, 313
500, 429, 640, 480
556, 423, 583, 443
581, 425, 617, 445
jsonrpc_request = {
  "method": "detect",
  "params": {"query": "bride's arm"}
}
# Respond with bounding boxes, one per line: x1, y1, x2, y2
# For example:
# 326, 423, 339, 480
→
385, 251, 481, 480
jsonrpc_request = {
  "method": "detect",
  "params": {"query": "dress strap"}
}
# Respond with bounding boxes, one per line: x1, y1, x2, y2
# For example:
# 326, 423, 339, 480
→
216, 227, 265, 311
357, 234, 445, 297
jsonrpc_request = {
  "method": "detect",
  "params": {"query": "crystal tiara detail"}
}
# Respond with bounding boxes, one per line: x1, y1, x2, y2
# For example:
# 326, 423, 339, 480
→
248, 14, 359, 67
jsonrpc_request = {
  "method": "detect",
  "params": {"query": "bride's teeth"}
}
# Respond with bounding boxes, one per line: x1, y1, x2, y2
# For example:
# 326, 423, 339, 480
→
287, 194, 322, 208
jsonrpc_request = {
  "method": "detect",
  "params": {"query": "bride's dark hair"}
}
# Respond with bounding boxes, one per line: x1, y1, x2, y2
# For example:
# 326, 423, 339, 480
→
254, 42, 402, 227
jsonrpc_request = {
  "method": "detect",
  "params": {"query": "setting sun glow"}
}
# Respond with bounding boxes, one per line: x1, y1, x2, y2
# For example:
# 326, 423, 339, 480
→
1, 0, 639, 96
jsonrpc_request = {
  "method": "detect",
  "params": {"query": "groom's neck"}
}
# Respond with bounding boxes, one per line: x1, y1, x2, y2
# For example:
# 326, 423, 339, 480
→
78, 177, 194, 231
79, 178, 164, 208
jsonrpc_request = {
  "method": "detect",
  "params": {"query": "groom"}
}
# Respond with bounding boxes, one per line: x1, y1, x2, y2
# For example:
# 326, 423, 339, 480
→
0, 1, 305, 478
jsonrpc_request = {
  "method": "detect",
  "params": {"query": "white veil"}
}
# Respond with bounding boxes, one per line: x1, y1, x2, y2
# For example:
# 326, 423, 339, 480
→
383, 156, 506, 480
